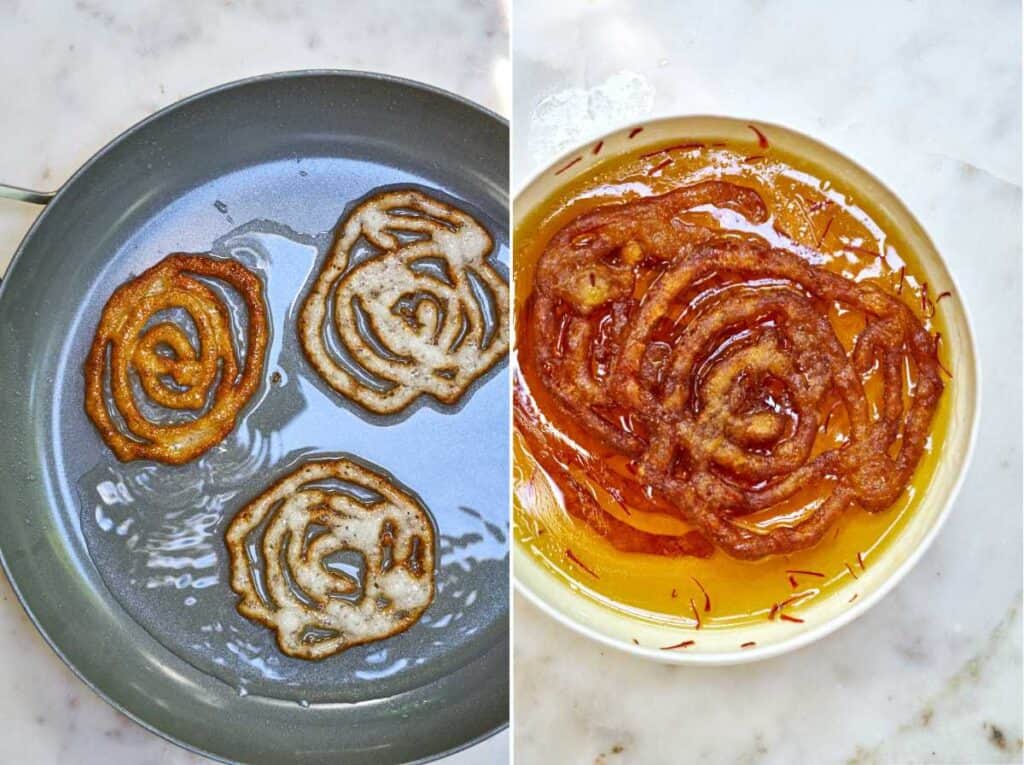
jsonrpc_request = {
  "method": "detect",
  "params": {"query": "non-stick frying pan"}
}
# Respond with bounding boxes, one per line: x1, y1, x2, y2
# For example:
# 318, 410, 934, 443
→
0, 70, 508, 764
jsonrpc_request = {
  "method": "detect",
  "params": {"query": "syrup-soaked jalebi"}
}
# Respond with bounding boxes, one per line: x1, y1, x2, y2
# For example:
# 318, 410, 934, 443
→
516, 181, 943, 560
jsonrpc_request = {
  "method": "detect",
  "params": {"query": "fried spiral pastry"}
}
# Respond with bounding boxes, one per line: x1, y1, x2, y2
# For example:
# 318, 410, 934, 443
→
225, 458, 435, 660
84, 254, 268, 465
299, 189, 509, 414
518, 181, 943, 560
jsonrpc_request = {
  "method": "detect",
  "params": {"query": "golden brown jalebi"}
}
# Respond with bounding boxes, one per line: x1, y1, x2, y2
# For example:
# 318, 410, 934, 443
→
225, 458, 435, 660
299, 189, 509, 414
517, 181, 943, 560
84, 254, 268, 465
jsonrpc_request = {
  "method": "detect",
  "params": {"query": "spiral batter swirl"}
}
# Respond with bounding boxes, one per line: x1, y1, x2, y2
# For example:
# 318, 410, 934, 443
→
225, 458, 435, 660
517, 181, 944, 560
84, 254, 268, 465
299, 189, 509, 414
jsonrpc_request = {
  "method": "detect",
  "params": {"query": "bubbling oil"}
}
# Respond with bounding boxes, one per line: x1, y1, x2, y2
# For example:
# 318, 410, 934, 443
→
513, 139, 953, 630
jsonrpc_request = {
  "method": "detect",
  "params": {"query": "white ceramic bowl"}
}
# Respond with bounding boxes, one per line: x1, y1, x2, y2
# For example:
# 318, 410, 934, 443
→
513, 115, 981, 665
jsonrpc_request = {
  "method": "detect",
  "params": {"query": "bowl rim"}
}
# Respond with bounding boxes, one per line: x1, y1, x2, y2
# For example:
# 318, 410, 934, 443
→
511, 113, 983, 666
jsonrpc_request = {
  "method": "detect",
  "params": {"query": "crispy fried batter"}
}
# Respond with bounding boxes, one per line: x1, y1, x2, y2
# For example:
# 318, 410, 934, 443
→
299, 189, 509, 414
84, 254, 268, 464
517, 181, 943, 560
225, 458, 436, 660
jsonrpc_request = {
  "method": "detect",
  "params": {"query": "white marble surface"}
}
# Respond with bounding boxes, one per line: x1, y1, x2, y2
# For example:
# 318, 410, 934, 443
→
0, 1, 508, 763
513, 1, 1022, 763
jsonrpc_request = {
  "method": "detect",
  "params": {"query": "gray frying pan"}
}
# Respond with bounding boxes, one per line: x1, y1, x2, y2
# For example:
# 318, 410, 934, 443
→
0, 71, 508, 764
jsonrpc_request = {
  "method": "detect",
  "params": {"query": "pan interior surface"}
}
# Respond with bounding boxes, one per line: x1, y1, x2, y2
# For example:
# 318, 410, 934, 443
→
0, 73, 508, 764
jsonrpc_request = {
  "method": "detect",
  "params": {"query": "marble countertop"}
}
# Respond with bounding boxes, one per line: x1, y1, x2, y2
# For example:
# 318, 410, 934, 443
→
0, 1, 508, 763
513, 1, 1022, 764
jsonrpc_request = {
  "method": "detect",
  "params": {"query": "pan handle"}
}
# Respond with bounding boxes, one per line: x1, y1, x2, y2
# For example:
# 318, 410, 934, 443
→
1, 184, 55, 282
0, 183, 55, 206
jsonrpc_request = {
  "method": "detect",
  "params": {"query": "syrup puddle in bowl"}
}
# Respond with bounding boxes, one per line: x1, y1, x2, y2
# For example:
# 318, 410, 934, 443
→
513, 138, 954, 637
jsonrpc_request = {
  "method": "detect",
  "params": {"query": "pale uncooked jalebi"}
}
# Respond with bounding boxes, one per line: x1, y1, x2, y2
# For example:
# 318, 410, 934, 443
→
225, 458, 435, 660
300, 189, 509, 414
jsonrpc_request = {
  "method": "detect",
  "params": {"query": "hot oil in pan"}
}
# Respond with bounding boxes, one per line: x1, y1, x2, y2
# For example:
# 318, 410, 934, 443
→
68, 166, 509, 704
